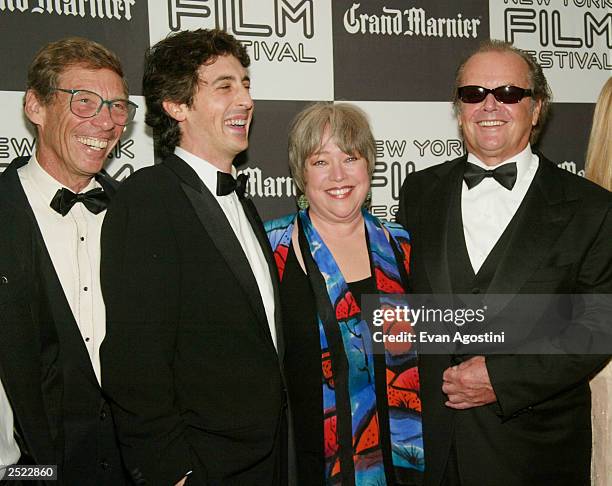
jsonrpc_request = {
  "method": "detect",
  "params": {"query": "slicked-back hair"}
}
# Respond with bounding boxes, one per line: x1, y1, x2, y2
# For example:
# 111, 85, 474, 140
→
452, 39, 552, 143
26, 37, 127, 105
585, 77, 612, 191
143, 29, 250, 159
288, 102, 376, 194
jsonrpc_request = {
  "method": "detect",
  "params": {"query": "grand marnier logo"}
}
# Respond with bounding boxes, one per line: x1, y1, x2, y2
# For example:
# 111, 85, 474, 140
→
239, 167, 296, 198
0, 0, 135, 19
343, 3, 481, 38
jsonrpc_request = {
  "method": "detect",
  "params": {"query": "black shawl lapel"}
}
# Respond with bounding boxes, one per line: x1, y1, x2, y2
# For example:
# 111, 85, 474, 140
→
0, 171, 58, 462
164, 155, 276, 352
421, 158, 466, 294
1, 157, 100, 389
95, 169, 119, 196
484, 155, 576, 314
240, 197, 285, 360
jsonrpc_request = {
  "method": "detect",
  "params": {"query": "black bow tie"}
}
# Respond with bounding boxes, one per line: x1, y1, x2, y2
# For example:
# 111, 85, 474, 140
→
50, 187, 109, 216
463, 162, 517, 191
216, 172, 248, 198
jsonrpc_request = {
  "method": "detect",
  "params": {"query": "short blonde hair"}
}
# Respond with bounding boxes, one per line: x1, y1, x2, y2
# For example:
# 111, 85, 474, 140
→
585, 77, 612, 191
288, 102, 376, 193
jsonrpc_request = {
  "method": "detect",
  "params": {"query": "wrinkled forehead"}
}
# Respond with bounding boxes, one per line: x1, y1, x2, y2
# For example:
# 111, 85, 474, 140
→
460, 51, 531, 87
57, 64, 128, 98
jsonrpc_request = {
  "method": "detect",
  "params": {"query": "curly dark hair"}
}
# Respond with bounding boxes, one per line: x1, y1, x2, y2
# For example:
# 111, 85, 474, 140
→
143, 29, 250, 158
452, 39, 552, 143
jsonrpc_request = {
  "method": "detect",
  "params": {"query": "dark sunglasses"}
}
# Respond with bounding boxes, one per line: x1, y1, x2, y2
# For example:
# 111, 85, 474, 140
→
457, 85, 533, 104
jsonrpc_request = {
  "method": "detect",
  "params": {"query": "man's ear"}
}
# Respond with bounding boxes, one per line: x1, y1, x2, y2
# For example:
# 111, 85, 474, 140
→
163, 100, 188, 122
24, 90, 45, 126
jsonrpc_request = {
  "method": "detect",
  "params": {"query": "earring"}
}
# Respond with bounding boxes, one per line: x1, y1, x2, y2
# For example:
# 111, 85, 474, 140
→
297, 194, 309, 210
362, 189, 372, 208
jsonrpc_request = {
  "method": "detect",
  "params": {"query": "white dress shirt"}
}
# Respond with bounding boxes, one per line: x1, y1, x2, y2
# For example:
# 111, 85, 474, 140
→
461, 144, 539, 273
175, 147, 277, 350
19, 154, 107, 383
0, 378, 20, 476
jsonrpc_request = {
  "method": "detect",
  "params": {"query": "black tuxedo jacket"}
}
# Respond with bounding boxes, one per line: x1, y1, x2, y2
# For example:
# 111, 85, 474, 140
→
398, 153, 612, 486
100, 154, 289, 486
0, 157, 126, 485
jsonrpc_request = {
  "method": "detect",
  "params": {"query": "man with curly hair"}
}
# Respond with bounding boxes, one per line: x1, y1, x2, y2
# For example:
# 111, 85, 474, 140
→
100, 29, 290, 486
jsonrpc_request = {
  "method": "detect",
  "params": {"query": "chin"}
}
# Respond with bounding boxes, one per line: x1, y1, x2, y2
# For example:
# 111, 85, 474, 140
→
330, 206, 363, 221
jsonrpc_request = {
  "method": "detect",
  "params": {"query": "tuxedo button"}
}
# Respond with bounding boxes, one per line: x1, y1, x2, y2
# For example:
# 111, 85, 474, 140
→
100, 410, 107, 421
100, 460, 109, 470
0, 275, 7, 285
471, 287, 480, 294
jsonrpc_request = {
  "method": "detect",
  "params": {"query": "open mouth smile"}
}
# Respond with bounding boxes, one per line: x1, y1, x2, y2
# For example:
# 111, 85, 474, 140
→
76, 136, 109, 151
326, 186, 354, 198
477, 120, 505, 127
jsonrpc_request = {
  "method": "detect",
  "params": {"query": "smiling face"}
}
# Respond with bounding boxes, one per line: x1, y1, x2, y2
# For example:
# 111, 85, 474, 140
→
173, 54, 253, 170
304, 128, 370, 225
458, 51, 541, 166
26, 66, 126, 192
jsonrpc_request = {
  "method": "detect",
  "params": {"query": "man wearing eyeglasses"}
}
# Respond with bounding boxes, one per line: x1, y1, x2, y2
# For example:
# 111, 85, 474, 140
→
0, 37, 134, 484
398, 40, 611, 485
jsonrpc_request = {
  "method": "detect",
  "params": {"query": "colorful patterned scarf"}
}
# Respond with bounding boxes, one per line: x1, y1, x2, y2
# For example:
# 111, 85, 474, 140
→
266, 209, 424, 486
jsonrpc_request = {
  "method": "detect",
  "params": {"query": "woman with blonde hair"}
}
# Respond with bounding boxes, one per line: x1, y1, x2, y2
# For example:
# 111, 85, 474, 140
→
585, 77, 612, 486
586, 77, 612, 190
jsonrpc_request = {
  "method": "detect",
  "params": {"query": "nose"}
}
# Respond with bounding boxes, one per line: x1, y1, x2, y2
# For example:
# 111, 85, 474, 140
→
92, 104, 116, 130
329, 161, 346, 182
238, 85, 253, 111
482, 92, 499, 111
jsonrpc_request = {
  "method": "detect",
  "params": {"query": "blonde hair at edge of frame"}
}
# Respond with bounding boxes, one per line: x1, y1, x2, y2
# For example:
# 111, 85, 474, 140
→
585, 77, 612, 191
288, 102, 377, 194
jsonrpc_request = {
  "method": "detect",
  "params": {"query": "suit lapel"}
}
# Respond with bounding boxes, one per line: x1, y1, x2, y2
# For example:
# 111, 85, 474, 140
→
164, 155, 276, 350
241, 197, 285, 360
421, 159, 465, 294
95, 169, 118, 196
484, 156, 576, 313
0, 175, 58, 461
1, 158, 100, 389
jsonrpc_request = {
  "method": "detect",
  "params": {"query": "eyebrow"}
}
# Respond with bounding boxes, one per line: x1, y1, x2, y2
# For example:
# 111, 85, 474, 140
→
206, 75, 251, 85
59, 88, 130, 100
310, 149, 331, 157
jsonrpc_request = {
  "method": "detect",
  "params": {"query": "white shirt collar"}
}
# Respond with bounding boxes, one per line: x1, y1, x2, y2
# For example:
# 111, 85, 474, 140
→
466, 144, 537, 188
174, 146, 236, 197
23, 152, 99, 205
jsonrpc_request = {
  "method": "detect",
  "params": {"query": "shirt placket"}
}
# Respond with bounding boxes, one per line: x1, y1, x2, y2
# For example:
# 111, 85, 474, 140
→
73, 206, 95, 361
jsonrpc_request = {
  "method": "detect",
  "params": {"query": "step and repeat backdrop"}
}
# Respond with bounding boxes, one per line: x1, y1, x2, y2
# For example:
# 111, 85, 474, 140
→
0, 0, 609, 220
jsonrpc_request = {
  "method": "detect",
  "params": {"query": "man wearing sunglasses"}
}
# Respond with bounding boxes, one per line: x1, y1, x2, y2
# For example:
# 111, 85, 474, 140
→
0, 38, 134, 484
398, 40, 611, 485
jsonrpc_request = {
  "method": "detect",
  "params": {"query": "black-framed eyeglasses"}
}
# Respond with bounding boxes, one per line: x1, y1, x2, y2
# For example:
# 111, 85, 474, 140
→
457, 85, 533, 104
53, 88, 138, 126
